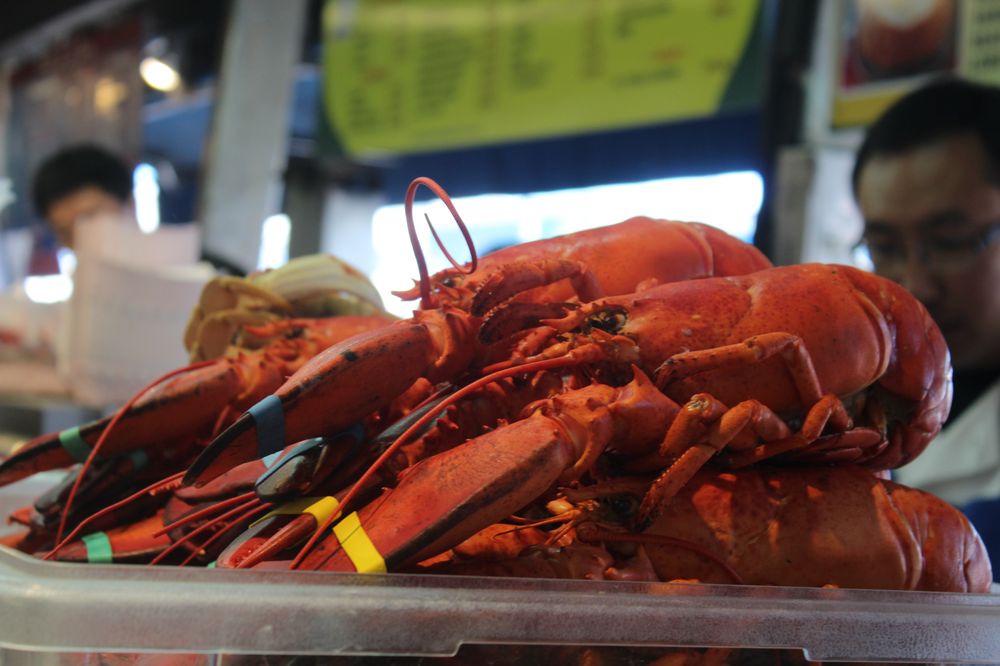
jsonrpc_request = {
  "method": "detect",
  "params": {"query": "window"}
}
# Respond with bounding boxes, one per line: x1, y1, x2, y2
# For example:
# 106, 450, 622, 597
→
371, 171, 763, 317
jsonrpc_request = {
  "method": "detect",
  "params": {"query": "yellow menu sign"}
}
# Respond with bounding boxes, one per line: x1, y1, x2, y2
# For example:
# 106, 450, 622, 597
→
323, 0, 762, 157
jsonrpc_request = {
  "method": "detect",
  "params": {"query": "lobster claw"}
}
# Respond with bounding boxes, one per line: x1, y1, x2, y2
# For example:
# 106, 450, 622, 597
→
255, 426, 365, 502
292, 433, 564, 572
254, 438, 329, 501
216, 494, 349, 569
290, 371, 677, 571
32, 452, 151, 532
0, 316, 396, 489
183, 310, 480, 488
42, 511, 174, 563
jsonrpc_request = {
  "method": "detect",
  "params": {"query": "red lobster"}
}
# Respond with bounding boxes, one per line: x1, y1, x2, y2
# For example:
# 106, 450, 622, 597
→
252, 263, 950, 571
421, 466, 992, 593
183, 179, 771, 487
0, 315, 396, 551
0, 315, 396, 488
394, 179, 771, 314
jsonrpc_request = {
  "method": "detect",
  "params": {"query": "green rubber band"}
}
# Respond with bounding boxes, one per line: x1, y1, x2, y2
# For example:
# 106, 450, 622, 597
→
207, 561, 217, 569
81, 532, 113, 564
58, 427, 92, 464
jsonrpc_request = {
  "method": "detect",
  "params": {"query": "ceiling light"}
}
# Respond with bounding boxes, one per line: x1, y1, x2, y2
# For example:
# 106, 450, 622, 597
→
140, 56, 181, 92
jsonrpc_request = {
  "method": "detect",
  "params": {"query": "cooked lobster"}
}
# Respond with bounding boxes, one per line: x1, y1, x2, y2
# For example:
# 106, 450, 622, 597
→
183, 203, 772, 487
0, 315, 396, 488
395, 177, 771, 313
252, 263, 950, 570
422, 466, 992, 593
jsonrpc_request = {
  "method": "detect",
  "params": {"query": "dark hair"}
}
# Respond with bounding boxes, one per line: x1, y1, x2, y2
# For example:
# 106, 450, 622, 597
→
31, 144, 133, 217
852, 77, 1000, 193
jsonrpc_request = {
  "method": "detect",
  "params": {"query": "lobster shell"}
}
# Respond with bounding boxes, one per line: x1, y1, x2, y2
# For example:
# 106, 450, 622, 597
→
642, 465, 991, 592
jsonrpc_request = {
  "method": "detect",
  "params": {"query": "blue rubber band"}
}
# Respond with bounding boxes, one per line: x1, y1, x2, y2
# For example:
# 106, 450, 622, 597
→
261, 451, 283, 469
343, 424, 366, 460
128, 450, 148, 471
248, 395, 286, 459
58, 427, 92, 464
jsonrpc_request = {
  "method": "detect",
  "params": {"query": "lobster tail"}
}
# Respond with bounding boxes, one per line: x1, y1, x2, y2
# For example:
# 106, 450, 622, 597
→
843, 268, 953, 468
634, 466, 990, 591
884, 480, 992, 592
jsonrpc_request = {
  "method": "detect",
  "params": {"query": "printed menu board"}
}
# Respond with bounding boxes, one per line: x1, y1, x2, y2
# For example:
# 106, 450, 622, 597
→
322, 0, 763, 157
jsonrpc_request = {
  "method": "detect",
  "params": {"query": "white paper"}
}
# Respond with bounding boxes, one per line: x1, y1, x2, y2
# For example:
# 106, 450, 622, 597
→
60, 216, 215, 407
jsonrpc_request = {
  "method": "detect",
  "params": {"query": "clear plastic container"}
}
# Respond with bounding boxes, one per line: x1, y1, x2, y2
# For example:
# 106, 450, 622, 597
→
1, 476, 998, 665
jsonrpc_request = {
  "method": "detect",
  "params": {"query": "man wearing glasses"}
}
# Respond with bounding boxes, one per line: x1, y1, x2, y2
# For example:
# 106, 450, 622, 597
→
854, 78, 1000, 578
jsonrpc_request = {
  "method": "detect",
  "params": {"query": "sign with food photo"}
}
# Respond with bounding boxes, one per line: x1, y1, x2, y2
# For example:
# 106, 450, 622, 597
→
833, 0, 1000, 127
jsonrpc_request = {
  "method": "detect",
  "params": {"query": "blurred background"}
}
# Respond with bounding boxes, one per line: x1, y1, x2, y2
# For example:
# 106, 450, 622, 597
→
0, 0, 988, 421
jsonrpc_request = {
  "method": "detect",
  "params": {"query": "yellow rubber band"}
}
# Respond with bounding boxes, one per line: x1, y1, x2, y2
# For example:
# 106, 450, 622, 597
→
251, 496, 341, 529
333, 511, 386, 574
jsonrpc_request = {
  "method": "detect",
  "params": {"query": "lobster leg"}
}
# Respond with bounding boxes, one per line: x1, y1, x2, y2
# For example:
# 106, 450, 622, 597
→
632, 332, 891, 525
654, 332, 826, 406
636, 395, 791, 526
640, 392, 885, 525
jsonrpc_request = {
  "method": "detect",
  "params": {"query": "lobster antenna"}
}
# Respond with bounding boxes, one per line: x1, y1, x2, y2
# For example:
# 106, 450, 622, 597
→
235, 512, 318, 569
44, 471, 184, 561
55, 360, 217, 545
497, 513, 578, 534
152, 490, 259, 537
178, 502, 273, 567
543, 520, 577, 547
404, 177, 478, 309
150, 496, 270, 566
208, 404, 238, 440
289, 353, 590, 569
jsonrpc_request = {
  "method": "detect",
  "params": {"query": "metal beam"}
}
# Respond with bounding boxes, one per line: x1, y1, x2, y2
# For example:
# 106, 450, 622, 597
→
0, 0, 144, 67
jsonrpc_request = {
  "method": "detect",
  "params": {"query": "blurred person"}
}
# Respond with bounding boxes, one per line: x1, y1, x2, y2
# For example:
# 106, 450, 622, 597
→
31, 144, 136, 249
853, 77, 1000, 578
31, 145, 244, 275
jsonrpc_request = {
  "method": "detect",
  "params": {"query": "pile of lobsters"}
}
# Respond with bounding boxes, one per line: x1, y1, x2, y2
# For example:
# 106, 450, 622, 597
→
0, 177, 991, 595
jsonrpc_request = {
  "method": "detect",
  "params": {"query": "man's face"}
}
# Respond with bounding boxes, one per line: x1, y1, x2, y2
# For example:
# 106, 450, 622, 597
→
856, 132, 1000, 370
45, 186, 131, 249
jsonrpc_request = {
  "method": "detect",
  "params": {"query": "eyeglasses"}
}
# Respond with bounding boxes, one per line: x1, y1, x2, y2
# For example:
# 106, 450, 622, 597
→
858, 219, 1000, 274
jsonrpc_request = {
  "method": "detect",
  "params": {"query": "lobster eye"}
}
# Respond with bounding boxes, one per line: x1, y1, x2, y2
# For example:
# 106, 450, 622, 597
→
606, 493, 639, 518
586, 306, 628, 334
